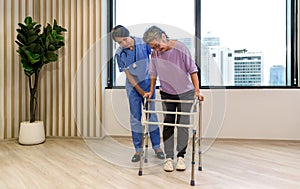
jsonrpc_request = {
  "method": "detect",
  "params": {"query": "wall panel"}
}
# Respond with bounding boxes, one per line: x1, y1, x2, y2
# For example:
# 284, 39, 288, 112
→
0, 0, 103, 139
0, 0, 5, 139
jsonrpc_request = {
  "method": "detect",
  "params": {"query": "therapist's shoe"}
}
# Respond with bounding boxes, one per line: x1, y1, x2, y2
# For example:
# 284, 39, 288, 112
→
131, 152, 141, 162
154, 148, 165, 159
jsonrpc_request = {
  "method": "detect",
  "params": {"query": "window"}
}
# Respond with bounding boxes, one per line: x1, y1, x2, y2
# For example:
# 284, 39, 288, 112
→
108, 0, 298, 88
108, 0, 194, 87
198, 0, 297, 87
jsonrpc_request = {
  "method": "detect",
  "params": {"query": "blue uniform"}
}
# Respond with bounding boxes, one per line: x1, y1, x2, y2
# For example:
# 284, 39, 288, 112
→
115, 37, 161, 152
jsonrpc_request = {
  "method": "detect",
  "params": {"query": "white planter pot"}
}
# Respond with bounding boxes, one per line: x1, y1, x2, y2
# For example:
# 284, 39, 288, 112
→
18, 121, 45, 145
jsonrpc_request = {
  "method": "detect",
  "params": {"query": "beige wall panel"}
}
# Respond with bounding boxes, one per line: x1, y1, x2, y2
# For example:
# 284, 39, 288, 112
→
5, 0, 13, 138
0, 0, 103, 139
0, 0, 5, 139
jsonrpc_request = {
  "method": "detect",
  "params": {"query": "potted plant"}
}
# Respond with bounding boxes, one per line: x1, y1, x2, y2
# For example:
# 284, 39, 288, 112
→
15, 16, 67, 145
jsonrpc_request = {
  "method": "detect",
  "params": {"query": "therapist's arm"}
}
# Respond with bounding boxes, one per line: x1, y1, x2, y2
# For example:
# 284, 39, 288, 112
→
124, 69, 145, 96
143, 76, 156, 98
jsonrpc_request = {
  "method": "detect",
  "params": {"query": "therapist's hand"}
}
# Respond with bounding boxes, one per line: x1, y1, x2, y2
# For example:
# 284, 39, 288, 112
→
143, 91, 153, 99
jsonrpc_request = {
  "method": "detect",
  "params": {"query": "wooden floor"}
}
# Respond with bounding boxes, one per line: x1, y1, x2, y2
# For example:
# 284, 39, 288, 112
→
0, 137, 299, 189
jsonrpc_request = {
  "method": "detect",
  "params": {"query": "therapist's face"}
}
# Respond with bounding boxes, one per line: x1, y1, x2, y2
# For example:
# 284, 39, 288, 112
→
114, 36, 133, 49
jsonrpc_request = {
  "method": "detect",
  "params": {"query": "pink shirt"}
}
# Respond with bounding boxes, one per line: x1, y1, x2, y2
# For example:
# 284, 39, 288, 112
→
149, 41, 198, 95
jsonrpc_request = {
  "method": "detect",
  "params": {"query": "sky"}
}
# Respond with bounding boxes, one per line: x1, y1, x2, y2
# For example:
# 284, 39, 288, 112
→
116, 0, 287, 85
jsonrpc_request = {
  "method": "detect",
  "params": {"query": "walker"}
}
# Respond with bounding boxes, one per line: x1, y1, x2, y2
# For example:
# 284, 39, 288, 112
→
139, 97, 203, 186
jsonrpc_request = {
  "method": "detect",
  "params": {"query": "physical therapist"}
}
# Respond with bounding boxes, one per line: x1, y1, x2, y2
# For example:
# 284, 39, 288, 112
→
111, 25, 165, 162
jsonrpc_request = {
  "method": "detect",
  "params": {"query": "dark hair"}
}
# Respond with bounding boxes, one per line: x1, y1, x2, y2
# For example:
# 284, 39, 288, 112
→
111, 25, 130, 41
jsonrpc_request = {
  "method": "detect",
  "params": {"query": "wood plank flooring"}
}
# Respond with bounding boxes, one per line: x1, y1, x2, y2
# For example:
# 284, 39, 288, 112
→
0, 137, 299, 189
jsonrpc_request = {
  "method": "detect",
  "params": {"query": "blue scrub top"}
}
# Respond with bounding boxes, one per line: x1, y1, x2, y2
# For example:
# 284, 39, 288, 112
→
115, 37, 152, 86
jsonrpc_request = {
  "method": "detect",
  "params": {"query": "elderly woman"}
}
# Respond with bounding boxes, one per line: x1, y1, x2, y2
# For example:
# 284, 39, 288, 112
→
111, 25, 164, 162
143, 26, 204, 172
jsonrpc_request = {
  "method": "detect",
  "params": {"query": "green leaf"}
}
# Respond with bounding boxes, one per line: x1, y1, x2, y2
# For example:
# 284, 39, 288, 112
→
23, 49, 40, 64
15, 41, 23, 48
21, 59, 35, 76
28, 35, 39, 43
48, 45, 56, 51
58, 41, 65, 47
31, 54, 40, 61
26, 43, 41, 53
53, 20, 67, 33
52, 30, 57, 39
24, 65, 34, 73
44, 51, 58, 63
18, 23, 28, 32
16, 28, 27, 38
54, 19, 57, 26
57, 35, 64, 41
24, 16, 32, 25
16, 34, 27, 45
24, 70, 34, 77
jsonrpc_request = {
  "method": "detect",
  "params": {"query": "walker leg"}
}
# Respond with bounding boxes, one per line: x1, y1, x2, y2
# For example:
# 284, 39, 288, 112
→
138, 150, 144, 176
198, 102, 202, 171
138, 153, 144, 176
144, 101, 150, 163
190, 180, 195, 186
139, 126, 146, 176
144, 132, 149, 163
138, 170, 143, 176
190, 129, 196, 186
198, 147, 202, 171
138, 152, 143, 176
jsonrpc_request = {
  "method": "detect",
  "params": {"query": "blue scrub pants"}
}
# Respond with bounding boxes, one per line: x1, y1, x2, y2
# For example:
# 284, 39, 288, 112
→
126, 80, 161, 153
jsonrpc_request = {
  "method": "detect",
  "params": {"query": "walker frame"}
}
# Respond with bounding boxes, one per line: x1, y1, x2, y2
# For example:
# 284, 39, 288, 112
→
139, 97, 203, 186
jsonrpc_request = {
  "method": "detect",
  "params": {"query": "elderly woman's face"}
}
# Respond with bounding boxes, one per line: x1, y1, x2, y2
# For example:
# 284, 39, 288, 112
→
148, 34, 168, 52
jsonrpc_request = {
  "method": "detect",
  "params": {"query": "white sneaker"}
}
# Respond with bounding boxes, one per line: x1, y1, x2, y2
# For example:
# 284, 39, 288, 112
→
163, 158, 174, 172
176, 157, 186, 171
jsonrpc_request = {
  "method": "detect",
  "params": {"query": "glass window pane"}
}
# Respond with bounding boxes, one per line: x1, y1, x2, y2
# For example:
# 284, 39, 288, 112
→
114, 0, 195, 86
201, 0, 288, 87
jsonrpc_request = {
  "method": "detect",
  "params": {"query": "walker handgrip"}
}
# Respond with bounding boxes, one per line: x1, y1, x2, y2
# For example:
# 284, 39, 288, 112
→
143, 97, 148, 107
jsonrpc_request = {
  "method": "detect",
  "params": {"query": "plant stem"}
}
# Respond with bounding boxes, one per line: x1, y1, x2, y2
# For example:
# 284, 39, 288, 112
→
29, 70, 40, 122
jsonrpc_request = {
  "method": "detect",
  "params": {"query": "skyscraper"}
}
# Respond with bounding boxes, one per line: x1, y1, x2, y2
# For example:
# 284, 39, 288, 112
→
201, 33, 234, 86
234, 49, 264, 86
269, 65, 286, 85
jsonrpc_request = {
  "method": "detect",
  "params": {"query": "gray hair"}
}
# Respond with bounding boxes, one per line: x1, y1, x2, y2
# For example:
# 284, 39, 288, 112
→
143, 26, 169, 43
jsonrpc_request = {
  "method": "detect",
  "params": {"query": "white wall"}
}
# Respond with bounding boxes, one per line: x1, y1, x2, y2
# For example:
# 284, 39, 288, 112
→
104, 89, 300, 140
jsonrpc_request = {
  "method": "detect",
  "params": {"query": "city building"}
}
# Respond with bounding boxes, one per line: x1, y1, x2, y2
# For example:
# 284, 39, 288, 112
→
269, 65, 286, 85
201, 33, 234, 86
234, 49, 264, 86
